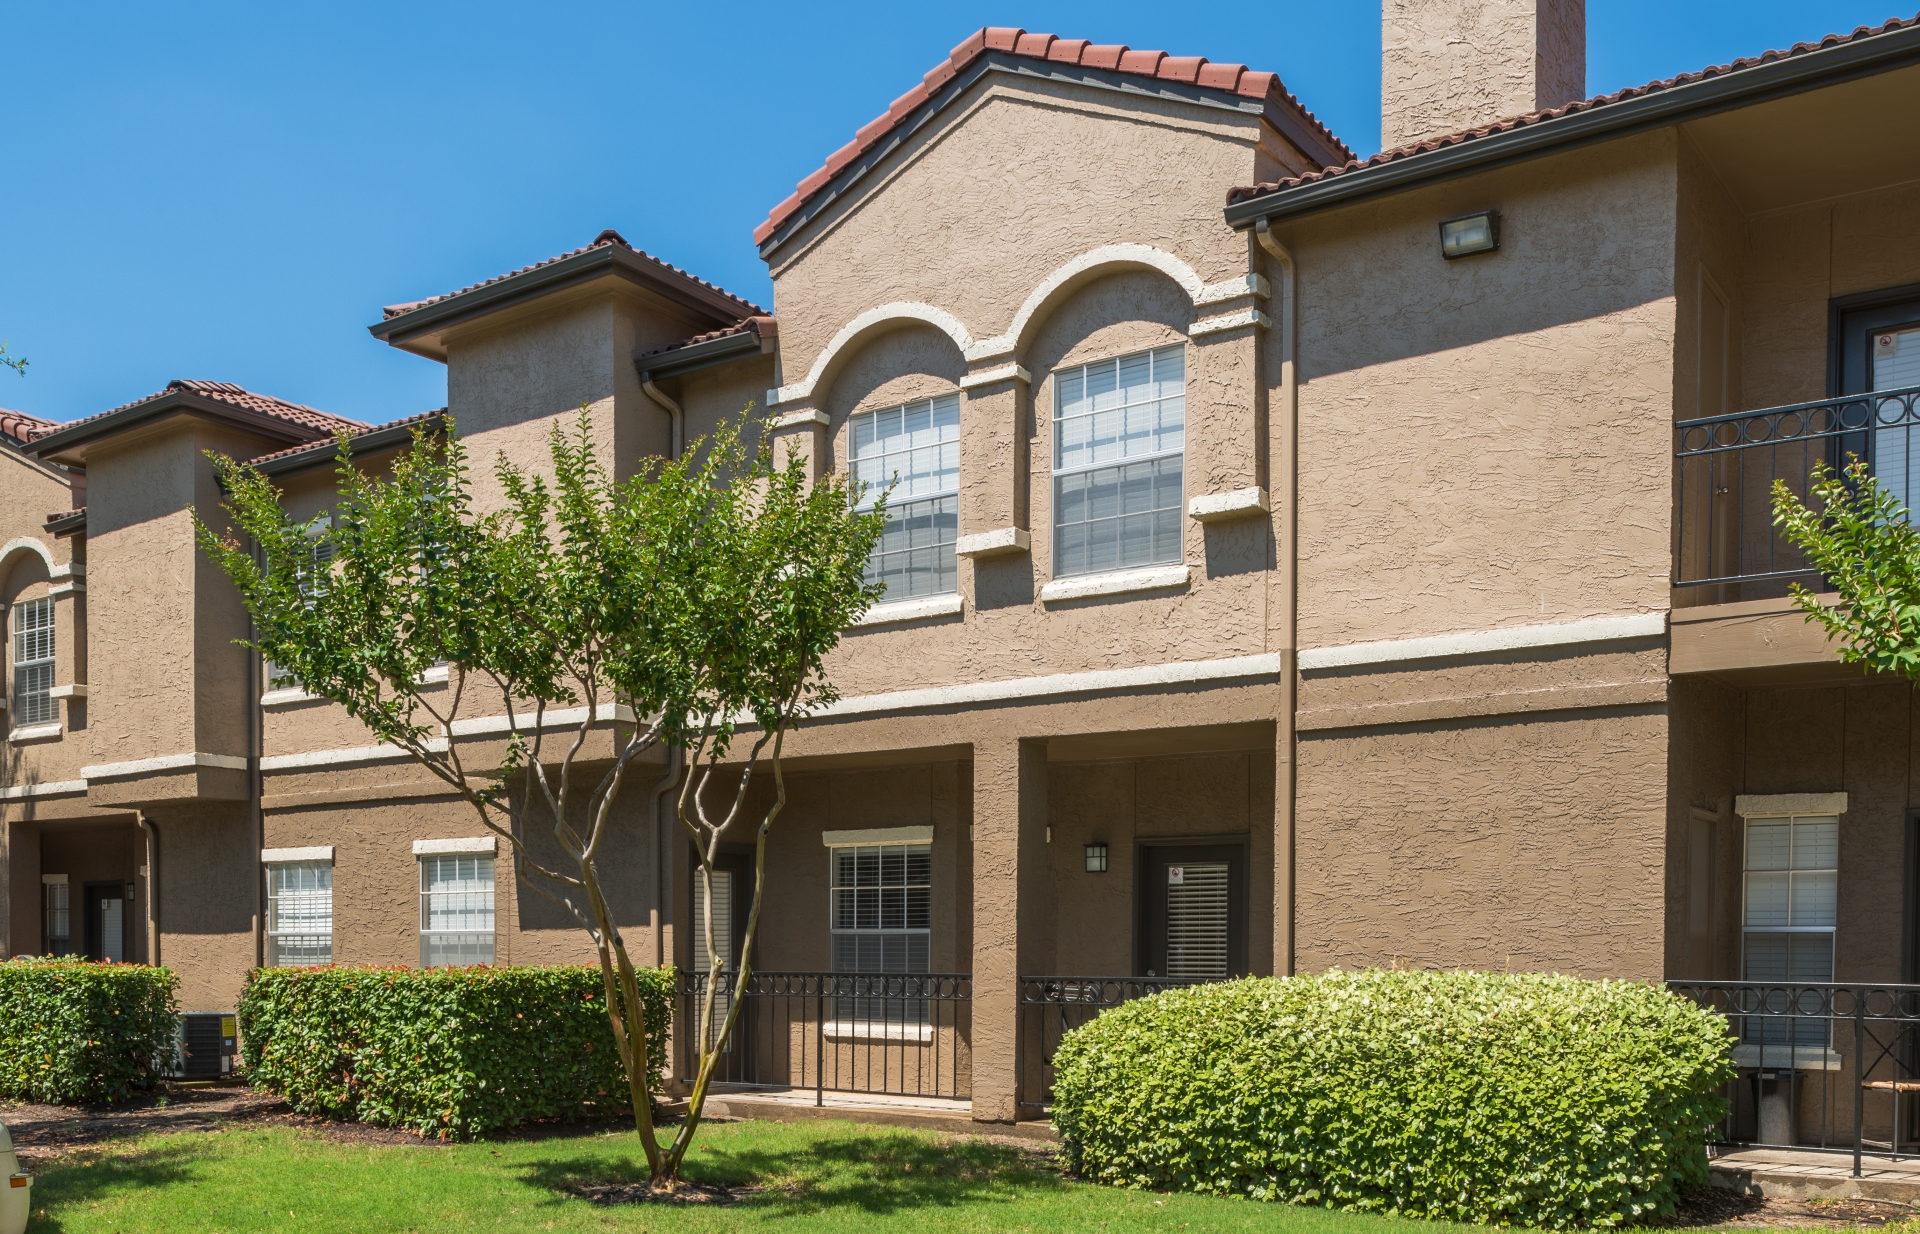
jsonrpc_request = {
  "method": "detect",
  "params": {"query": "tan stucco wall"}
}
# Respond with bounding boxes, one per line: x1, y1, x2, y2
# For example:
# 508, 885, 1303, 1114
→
1381, 0, 1586, 151
153, 802, 256, 1011
1279, 132, 1678, 651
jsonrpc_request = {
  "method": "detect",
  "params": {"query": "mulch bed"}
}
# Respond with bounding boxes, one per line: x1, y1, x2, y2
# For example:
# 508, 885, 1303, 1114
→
571, 1180, 772, 1205
1663, 1186, 1914, 1228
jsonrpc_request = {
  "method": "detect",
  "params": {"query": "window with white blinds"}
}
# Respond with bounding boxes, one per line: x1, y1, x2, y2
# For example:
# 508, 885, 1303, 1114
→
1873, 325, 1920, 516
850, 395, 960, 601
1165, 862, 1231, 981
1052, 345, 1185, 579
44, 881, 69, 957
830, 842, 931, 1024
1742, 814, 1837, 1049
267, 861, 333, 966
692, 868, 735, 1050
12, 597, 55, 725
419, 855, 494, 967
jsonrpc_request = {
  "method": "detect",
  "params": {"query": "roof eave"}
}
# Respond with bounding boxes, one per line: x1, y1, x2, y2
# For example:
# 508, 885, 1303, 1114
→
254, 413, 447, 478
44, 509, 85, 537
1224, 19, 1920, 228
637, 329, 769, 382
23, 393, 327, 464
369, 246, 755, 353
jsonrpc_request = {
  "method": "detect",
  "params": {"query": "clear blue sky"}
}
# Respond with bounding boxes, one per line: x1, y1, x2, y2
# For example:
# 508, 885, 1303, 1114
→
0, 2, 1902, 426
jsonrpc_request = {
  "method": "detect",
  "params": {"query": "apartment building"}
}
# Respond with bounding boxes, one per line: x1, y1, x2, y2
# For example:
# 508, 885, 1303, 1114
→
5, 3, 1920, 1130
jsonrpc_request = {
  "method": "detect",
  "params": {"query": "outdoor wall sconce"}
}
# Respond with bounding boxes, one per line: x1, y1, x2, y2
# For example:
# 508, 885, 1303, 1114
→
1085, 843, 1109, 873
1439, 210, 1499, 259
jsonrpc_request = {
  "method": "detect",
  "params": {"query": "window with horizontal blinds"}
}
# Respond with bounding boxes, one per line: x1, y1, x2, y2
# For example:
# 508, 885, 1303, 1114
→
44, 882, 69, 957
692, 868, 735, 1050
267, 861, 333, 966
850, 395, 960, 601
265, 519, 336, 691
830, 842, 931, 1023
1743, 815, 1837, 1049
419, 854, 494, 967
12, 597, 54, 725
1164, 863, 1231, 980
1052, 345, 1185, 579
1874, 325, 1920, 516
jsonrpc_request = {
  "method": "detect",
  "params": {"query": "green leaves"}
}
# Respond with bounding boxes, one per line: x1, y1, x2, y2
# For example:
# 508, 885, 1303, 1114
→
1050, 970, 1734, 1229
1771, 457, 1920, 679
238, 964, 673, 1141
0, 958, 180, 1104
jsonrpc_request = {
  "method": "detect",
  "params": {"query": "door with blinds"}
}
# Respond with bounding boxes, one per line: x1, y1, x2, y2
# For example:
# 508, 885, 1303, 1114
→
689, 851, 755, 1076
1138, 843, 1248, 980
1835, 288, 1920, 515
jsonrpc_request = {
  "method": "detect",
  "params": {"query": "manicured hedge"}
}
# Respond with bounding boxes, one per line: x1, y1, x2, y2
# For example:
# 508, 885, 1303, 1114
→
1051, 970, 1734, 1229
238, 964, 674, 1140
0, 958, 180, 1104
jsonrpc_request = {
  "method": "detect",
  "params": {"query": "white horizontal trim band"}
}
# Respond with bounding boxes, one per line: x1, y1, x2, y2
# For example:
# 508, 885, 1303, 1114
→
1736, 793, 1848, 818
853, 594, 963, 627
1040, 565, 1191, 603
822, 826, 934, 847
1189, 309, 1271, 337
808, 651, 1281, 721
262, 846, 334, 864
414, 836, 497, 855
2, 779, 86, 800
82, 751, 248, 779
1297, 612, 1668, 671
447, 702, 631, 737
958, 364, 1030, 390
260, 738, 447, 772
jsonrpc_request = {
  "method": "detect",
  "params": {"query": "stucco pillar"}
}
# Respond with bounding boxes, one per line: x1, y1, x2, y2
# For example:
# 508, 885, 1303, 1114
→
770, 408, 830, 485
970, 735, 1048, 1124
955, 367, 1031, 561
1184, 309, 1271, 531
3, 820, 42, 957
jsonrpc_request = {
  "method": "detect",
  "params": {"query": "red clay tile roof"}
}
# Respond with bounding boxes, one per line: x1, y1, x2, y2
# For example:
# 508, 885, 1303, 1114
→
245, 408, 445, 468
382, 229, 767, 321
755, 26, 1352, 246
1225, 12, 1920, 206
640, 315, 778, 360
1, 408, 56, 444
51, 379, 365, 440
45, 507, 83, 525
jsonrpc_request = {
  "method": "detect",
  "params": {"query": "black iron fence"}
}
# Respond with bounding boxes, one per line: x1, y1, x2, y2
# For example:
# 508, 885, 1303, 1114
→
677, 970, 970, 1104
1016, 975, 1207, 1113
1673, 383, 1920, 593
1668, 980, 1920, 1176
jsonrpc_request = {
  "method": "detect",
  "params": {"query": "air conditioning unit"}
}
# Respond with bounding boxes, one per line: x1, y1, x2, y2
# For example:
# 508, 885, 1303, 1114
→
173, 1012, 238, 1079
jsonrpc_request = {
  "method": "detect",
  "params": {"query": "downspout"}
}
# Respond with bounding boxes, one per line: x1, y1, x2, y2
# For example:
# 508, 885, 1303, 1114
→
639, 370, 684, 971
640, 372, 683, 463
1254, 216, 1298, 977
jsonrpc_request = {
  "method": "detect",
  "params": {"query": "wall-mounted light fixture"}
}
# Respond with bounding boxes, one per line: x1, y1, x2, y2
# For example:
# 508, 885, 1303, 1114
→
1084, 843, 1108, 873
1439, 210, 1499, 260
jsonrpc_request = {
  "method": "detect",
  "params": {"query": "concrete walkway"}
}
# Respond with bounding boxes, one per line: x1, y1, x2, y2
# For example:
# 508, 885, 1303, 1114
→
1711, 1145, 1920, 1202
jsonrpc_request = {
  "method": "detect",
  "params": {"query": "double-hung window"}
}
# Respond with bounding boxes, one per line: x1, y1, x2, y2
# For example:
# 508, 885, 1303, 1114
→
1742, 814, 1838, 1054
12, 597, 55, 726
419, 854, 494, 966
266, 860, 333, 966
43, 877, 69, 957
850, 395, 960, 601
1052, 344, 1185, 579
830, 842, 931, 1025
266, 518, 334, 692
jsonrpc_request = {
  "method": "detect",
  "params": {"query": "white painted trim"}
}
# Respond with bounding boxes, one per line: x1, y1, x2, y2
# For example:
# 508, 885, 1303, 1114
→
82, 751, 246, 779
801, 651, 1281, 721
853, 594, 963, 627
1194, 273, 1272, 305
1189, 308, 1272, 338
8, 724, 63, 744
417, 664, 450, 684
447, 702, 632, 738
955, 527, 1030, 558
824, 1020, 934, 1043
260, 738, 447, 772
972, 244, 1207, 362
773, 409, 830, 429
47, 684, 87, 699
3, 779, 86, 800
1297, 612, 1669, 671
773, 302, 976, 405
41, 873, 68, 885
0, 536, 57, 577
822, 826, 934, 846
413, 836, 497, 855
48, 581, 84, 596
958, 364, 1030, 390
261, 687, 322, 707
262, 846, 334, 864
1736, 793, 1848, 818
1040, 565, 1191, 603
1187, 488, 1269, 522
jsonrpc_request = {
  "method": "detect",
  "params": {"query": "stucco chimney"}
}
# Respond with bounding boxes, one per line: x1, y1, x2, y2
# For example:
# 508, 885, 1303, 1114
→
1381, 0, 1586, 151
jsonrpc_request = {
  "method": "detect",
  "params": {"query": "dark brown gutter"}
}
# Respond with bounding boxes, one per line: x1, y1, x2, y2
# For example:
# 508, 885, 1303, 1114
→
253, 411, 447, 478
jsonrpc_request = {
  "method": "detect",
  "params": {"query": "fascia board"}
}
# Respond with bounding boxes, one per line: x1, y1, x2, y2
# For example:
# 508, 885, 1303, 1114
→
24, 394, 319, 462
635, 329, 766, 382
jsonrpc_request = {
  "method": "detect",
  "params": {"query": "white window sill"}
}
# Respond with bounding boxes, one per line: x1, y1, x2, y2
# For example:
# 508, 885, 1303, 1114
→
261, 687, 323, 708
1040, 564, 1191, 604
853, 594, 963, 627
48, 683, 88, 699
417, 665, 450, 684
823, 1020, 934, 1043
8, 723, 62, 744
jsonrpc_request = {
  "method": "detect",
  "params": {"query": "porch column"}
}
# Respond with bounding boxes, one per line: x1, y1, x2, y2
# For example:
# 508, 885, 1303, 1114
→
1, 819, 41, 956
970, 735, 1048, 1123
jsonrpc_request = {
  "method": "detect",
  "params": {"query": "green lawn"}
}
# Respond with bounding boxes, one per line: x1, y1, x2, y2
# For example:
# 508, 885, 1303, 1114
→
25, 1117, 1487, 1234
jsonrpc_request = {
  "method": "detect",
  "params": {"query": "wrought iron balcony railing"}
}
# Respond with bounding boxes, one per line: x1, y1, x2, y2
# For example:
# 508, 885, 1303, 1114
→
1673, 383, 1920, 590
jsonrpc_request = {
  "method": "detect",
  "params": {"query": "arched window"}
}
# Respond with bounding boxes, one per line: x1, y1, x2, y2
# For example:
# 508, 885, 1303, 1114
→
1052, 344, 1185, 578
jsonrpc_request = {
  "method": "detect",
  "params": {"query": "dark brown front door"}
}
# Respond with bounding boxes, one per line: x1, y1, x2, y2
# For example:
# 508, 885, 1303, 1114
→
1137, 842, 1247, 980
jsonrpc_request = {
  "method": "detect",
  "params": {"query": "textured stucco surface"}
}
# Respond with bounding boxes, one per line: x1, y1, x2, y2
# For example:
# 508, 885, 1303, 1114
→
1295, 705, 1670, 979
1381, 0, 1586, 150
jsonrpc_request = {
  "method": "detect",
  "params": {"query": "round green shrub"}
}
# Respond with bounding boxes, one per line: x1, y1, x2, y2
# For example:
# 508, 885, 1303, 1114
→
0, 958, 179, 1104
1051, 970, 1734, 1228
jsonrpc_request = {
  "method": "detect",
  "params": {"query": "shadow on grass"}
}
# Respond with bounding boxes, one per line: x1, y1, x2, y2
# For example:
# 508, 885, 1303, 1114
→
24, 1138, 208, 1232
516, 1130, 1065, 1218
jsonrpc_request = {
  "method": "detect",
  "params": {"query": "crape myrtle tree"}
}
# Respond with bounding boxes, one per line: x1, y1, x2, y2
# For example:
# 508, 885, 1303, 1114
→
1772, 457, 1920, 678
194, 410, 885, 1185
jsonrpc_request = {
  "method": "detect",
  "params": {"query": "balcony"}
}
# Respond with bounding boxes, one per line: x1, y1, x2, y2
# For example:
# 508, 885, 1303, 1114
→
1674, 384, 1920, 604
